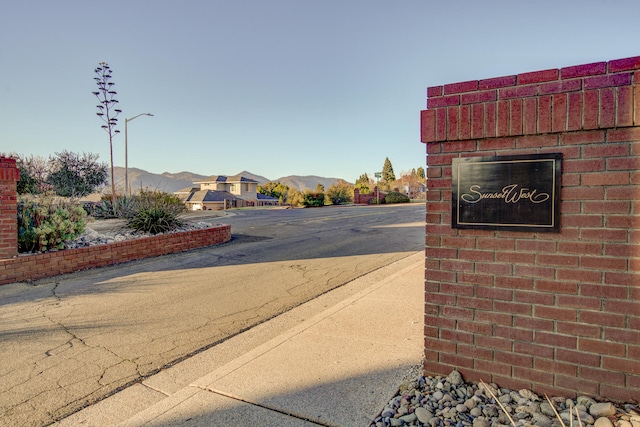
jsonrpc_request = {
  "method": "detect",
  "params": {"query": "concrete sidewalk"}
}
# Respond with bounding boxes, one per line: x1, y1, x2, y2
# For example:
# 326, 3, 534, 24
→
55, 252, 424, 427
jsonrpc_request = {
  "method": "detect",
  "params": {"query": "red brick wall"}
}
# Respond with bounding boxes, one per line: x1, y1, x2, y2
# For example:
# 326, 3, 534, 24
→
420, 56, 640, 401
353, 187, 387, 204
0, 225, 231, 285
0, 157, 19, 259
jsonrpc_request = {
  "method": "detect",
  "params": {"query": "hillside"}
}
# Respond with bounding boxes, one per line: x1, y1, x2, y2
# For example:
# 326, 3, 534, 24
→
112, 167, 209, 193
106, 168, 349, 193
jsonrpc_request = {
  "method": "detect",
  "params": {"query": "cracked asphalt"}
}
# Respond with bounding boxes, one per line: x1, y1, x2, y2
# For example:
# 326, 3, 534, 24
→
0, 204, 425, 426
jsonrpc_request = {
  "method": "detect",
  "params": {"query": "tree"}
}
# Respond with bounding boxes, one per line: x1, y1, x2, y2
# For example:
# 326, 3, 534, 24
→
394, 168, 427, 200
326, 180, 354, 205
258, 181, 290, 203
286, 187, 304, 207
355, 173, 372, 194
303, 190, 325, 207
382, 157, 396, 183
416, 166, 426, 180
47, 151, 108, 198
3, 154, 48, 194
93, 62, 122, 209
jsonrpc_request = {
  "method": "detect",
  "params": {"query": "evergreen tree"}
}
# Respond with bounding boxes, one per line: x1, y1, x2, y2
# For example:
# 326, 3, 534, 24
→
382, 157, 396, 182
355, 173, 372, 194
416, 166, 426, 180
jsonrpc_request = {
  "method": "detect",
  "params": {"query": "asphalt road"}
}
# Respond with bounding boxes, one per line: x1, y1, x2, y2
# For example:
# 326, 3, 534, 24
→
0, 203, 425, 426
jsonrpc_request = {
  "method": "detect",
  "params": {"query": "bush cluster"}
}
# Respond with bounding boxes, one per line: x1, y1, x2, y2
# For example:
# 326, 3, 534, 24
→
385, 191, 410, 204
18, 195, 87, 253
303, 191, 325, 207
88, 190, 186, 234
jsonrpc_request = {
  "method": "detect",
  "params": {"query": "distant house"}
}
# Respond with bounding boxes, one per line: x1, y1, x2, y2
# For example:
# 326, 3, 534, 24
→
175, 174, 279, 210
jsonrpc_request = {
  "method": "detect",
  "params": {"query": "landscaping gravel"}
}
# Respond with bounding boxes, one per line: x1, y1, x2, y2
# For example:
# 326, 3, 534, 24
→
371, 369, 639, 427
65, 220, 215, 248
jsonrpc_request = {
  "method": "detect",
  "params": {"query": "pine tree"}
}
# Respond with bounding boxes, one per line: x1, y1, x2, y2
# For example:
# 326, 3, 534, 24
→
355, 173, 371, 194
382, 157, 396, 182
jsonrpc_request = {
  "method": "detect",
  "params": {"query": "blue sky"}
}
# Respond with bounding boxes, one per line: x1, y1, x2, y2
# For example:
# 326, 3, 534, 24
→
1, 1, 639, 182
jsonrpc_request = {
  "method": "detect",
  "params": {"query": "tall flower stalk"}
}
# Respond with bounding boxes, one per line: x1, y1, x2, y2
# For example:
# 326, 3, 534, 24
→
92, 62, 122, 212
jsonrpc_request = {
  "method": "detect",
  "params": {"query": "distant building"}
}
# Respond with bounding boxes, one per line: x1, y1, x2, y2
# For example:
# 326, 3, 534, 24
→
175, 174, 278, 210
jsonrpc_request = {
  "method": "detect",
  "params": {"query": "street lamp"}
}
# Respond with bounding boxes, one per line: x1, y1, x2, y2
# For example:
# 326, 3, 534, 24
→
124, 113, 154, 196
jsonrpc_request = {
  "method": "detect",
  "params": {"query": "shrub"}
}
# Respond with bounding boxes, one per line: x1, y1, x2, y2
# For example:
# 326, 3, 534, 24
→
126, 190, 186, 234
18, 195, 87, 253
86, 195, 138, 219
325, 180, 353, 205
302, 191, 325, 207
385, 191, 410, 204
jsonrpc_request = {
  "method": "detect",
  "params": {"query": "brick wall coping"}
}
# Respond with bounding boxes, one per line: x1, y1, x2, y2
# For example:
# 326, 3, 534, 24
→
0, 224, 231, 285
421, 56, 640, 143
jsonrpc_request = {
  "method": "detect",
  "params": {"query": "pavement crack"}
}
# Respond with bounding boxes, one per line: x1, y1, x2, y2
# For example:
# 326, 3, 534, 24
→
198, 387, 337, 427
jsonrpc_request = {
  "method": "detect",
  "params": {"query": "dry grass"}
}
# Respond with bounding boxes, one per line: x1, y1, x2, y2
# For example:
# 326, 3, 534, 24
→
480, 380, 586, 427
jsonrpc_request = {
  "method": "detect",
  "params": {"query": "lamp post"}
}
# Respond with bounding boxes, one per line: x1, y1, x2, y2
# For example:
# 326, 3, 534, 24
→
124, 113, 154, 196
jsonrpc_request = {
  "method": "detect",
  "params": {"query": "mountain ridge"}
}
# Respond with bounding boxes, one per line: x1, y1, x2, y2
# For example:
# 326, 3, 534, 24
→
110, 167, 350, 193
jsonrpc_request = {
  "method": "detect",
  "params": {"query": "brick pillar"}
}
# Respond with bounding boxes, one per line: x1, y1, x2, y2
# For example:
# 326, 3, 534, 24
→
420, 56, 640, 401
0, 157, 19, 259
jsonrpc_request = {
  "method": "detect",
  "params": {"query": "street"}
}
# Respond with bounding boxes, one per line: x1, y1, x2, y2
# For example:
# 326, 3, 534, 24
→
0, 203, 424, 426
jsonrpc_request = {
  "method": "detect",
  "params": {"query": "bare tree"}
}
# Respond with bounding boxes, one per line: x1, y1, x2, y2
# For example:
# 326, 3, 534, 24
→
92, 62, 122, 210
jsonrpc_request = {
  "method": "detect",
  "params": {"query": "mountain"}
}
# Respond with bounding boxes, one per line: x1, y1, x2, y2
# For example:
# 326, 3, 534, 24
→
112, 167, 209, 193
234, 170, 270, 185
108, 168, 348, 193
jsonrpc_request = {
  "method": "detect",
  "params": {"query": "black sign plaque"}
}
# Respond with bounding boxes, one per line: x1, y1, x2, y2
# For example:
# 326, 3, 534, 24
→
452, 153, 561, 232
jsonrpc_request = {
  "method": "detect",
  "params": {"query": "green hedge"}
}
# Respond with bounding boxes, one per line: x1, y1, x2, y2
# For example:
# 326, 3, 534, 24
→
384, 191, 410, 204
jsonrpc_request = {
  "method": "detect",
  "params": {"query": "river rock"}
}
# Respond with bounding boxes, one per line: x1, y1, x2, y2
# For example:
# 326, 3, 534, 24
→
591, 402, 617, 417
399, 413, 417, 424
560, 409, 594, 425
595, 417, 615, 427
483, 405, 499, 418
532, 412, 554, 427
540, 402, 556, 417
470, 407, 482, 417
578, 396, 597, 407
370, 369, 637, 427
473, 417, 490, 427
447, 370, 463, 386
415, 407, 433, 423
519, 389, 539, 401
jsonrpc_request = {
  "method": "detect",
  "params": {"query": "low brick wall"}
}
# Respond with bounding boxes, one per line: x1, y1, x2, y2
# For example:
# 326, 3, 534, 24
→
353, 187, 388, 204
0, 225, 231, 285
